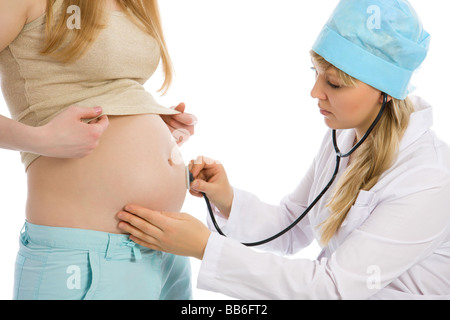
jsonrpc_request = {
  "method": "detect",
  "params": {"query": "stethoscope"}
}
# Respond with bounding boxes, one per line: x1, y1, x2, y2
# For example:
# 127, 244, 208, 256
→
192, 93, 388, 247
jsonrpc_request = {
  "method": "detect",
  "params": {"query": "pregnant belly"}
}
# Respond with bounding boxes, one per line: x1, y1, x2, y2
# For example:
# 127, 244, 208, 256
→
25, 114, 187, 234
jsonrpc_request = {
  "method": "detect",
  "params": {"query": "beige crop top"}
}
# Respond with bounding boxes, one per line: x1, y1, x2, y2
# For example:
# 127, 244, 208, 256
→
0, 0, 178, 169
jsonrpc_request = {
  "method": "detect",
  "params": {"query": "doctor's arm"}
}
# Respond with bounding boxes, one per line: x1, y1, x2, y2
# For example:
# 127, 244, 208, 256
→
116, 153, 318, 257
198, 177, 450, 299
118, 172, 450, 299
188, 156, 317, 254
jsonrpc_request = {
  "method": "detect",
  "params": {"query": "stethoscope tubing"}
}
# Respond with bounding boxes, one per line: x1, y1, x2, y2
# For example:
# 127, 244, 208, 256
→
206, 94, 388, 247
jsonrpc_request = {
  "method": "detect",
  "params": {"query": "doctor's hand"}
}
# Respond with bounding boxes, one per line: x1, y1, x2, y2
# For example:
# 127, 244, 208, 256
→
117, 205, 211, 260
189, 156, 234, 218
161, 103, 197, 146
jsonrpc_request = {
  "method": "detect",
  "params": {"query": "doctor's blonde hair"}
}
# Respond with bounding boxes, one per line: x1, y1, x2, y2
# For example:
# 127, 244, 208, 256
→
311, 51, 415, 246
41, 0, 173, 93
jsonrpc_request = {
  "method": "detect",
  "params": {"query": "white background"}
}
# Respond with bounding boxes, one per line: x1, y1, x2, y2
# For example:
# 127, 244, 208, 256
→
0, 0, 449, 300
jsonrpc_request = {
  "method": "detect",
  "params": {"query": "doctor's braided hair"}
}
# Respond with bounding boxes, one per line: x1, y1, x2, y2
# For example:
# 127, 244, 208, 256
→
311, 52, 415, 246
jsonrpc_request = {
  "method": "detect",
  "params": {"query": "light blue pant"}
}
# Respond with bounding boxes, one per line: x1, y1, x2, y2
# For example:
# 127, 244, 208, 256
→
14, 222, 192, 300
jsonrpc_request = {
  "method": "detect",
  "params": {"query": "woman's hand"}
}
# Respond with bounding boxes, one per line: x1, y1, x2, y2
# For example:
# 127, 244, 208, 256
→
161, 103, 197, 146
189, 156, 234, 218
117, 205, 211, 260
32, 106, 109, 158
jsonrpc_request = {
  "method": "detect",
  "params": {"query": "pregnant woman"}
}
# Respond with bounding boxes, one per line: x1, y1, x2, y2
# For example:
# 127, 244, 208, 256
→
0, 0, 194, 299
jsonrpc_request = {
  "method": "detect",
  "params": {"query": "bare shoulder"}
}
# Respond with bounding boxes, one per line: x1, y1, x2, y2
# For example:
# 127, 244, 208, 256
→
0, 0, 46, 52
25, 0, 47, 24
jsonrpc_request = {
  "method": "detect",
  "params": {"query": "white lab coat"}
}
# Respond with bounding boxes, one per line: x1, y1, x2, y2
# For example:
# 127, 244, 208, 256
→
197, 96, 450, 300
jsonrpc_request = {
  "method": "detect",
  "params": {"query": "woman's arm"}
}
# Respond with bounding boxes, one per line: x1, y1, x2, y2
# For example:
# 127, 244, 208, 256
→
0, 114, 42, 152
0, 107, 109, 158
1, 0, 110, 158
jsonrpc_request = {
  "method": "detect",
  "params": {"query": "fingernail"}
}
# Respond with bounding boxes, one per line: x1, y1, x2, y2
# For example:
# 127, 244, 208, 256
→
191, 180, 199, 189
94, 107, 102, 113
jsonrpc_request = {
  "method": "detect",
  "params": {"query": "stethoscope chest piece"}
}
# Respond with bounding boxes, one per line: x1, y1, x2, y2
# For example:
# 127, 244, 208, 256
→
186, 167, 194, 191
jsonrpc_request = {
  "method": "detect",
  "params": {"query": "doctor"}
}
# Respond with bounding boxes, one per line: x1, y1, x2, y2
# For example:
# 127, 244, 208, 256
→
117, 0, 450, 299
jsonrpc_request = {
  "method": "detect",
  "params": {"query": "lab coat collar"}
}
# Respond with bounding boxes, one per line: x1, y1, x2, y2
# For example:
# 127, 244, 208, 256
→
336, 95, 433, 155
399, 95, 433, 152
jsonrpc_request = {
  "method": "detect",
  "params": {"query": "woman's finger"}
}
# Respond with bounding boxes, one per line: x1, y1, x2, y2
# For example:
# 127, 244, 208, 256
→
172, 102, 186, 113
164, 117, 182, 130
172, 112, 197, 125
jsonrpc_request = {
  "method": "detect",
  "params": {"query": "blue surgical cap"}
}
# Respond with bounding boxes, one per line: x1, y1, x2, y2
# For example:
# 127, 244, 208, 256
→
312, 0, 430, 100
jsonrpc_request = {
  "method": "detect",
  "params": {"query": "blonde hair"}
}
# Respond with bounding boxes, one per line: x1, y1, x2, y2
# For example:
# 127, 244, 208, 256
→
41, 0, 173, 93
310, 51, 415, 245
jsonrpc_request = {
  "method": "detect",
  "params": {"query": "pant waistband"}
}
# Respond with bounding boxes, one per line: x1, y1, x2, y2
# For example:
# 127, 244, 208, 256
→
21, 221, 143, 260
